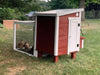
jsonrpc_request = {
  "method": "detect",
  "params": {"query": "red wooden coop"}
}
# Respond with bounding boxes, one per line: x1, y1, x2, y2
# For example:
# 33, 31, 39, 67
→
34, 9, 84, 62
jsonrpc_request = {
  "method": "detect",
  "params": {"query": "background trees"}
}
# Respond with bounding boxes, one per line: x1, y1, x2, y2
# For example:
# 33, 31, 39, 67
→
0, 0, 100, 23
0, 0, 49, 23
49, 0, 100, 20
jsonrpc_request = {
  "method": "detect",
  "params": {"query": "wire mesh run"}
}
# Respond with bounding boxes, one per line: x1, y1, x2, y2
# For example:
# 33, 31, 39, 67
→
13, 21, 36, 56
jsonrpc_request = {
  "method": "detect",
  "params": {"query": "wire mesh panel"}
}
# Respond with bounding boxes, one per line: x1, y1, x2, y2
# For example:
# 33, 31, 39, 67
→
13, 21, 35, 56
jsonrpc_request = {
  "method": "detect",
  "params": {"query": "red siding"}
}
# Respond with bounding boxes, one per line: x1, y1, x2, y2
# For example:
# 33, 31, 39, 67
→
58, 13, 79, 55
36, 16, 55, 55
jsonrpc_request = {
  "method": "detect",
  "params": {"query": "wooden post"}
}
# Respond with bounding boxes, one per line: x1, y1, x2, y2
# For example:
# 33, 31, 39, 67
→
71, 52, 76, 59
53, 56, 58, 63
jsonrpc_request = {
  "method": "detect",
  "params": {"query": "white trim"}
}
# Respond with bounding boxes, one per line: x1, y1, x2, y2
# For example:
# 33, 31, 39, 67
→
34, 50, 38, 57
79, 12, 82, 23
34, 16, 38, 57
14, 49, 34, 57
14, 48, 38, 57
14, 21, 35, 25
57, 11, 83, 16
35, 8, 84, 17
54, 16, 59, 56
82, 40, 84, 48
34, 16, 37, 50
13, 22, 16, 50
68, 17, 80, 21
13, 21, 38, 57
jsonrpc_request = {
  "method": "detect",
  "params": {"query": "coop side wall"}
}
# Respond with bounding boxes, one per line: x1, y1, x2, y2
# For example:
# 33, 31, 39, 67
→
36, 16, 55, 55
58, 12, 79, 55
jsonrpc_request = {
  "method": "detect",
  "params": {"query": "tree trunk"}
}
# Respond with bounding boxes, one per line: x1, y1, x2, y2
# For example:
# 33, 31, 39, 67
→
79, 0, 85, 21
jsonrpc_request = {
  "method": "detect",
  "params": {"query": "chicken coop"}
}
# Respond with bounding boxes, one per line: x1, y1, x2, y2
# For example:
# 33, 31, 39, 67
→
34, 8, 84, 62
13, 9, 85, 63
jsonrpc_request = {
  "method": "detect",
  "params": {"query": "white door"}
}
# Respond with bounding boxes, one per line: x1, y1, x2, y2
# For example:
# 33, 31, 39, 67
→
68, 17, 80, 54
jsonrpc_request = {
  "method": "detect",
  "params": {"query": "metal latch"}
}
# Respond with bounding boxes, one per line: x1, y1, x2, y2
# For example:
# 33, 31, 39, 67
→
78, 23, 80, 27
77, 44, 79, 47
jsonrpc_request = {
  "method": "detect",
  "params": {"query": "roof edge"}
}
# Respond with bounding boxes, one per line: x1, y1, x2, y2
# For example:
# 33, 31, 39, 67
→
35, 8, 84, 16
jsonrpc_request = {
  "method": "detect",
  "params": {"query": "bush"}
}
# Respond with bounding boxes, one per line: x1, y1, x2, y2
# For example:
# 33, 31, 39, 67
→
0, 23, 4, 28
85, 10, 95, 19
0, 8, 28, 23
17, 15, 28, 20
85, 10, 100, 19
0, 8, 16, 23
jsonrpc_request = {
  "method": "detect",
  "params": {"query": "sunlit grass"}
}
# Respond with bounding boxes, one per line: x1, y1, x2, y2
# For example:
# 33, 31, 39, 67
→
0, 19, 100, 75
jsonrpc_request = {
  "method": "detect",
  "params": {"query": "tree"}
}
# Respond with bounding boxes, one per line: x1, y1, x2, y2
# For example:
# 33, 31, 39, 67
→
49, 0, 100, 20
49, 0, 78, 10
79, 0, 85, 20
86, 3, 100, 19
68, 0, 100, 20
79, 0, 100, 20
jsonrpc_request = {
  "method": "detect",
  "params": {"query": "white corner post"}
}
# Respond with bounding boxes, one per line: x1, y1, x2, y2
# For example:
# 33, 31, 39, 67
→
79, 12, 82, 23
13, 22, 16, 50
54, 16, 59, 56
34, 16, 38, 57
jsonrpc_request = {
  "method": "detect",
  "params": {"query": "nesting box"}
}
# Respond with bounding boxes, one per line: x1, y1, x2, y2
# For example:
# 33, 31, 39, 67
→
34, 9, 84, 62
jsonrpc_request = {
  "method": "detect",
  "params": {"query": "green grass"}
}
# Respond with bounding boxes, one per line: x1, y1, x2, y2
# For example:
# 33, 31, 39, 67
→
0, 19, 100, 75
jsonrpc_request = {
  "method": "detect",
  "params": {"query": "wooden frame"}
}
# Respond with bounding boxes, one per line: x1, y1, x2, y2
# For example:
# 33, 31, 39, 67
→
13, 21, 38, 57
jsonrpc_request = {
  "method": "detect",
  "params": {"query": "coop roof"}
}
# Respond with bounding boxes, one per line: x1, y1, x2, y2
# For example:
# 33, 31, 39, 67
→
35, 8, 84, 16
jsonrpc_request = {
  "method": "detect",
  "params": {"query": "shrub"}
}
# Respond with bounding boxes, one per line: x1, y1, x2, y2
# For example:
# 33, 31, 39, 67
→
85, 10, 95, 19
17, 15, 28, 20
0, 8, 28, 23
0, 8, 16, 23
0, 23, 4, 28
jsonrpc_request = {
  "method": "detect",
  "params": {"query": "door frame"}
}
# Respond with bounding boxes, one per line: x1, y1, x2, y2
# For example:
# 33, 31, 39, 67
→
68, 17, 80, 54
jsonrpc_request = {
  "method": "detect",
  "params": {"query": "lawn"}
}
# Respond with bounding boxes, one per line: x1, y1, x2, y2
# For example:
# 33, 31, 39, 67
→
0, 19, 100, 75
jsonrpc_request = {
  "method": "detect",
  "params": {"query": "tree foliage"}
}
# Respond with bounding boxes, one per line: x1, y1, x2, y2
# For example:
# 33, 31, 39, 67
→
0, 0, 44, 12
85, 0, 100, 5
49, 0, 79, 9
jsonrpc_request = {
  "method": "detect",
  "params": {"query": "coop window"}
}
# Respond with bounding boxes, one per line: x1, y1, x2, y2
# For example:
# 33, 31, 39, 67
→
13, 21, 35, 56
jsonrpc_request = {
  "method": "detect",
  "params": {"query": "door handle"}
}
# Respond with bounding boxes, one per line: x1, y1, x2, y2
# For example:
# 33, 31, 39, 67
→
77, 44, 79, 47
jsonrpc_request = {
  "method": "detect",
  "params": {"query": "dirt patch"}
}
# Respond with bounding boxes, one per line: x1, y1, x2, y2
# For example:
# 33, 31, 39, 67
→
0, 59, 15, 65
6, 66, 26, 75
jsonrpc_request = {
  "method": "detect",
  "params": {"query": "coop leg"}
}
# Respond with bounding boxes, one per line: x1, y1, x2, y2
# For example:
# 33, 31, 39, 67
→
71, 52, 76, 59
38, 51, 42, 58
53, 56, 58, 63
